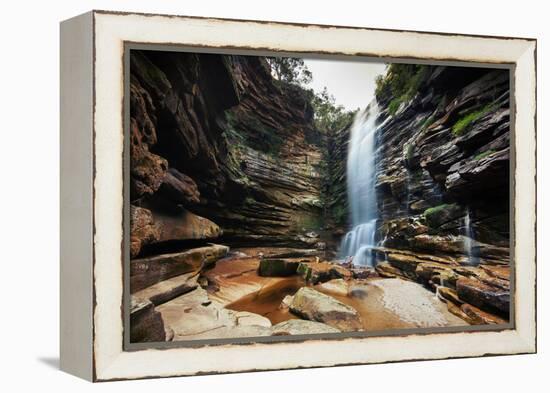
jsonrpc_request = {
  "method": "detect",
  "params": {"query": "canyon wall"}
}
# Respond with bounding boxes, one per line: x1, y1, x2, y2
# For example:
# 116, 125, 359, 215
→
130, 50, 325, 257
366, 65, 511, 323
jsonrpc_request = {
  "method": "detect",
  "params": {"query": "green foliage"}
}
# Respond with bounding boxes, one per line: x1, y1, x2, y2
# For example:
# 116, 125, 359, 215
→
474, 149, 496, 161
452, 104, 495, 136
375, 64, 429, 115
266, 57, 312, 85
309, 87, 356, 134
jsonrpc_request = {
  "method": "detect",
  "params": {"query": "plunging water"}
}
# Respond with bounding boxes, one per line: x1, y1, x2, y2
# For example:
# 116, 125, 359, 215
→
340, 103, 380, 266
463, 208, 480, 266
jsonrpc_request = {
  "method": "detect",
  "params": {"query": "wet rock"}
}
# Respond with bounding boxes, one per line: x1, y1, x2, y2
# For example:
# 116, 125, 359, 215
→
289, 287, 363, 331
130, 298, 166, 342
272, 319, 340, 335
460, 303, 508, 325
415, 262, 459, 287
258, 258, 300, 277
423, 203, 463, 228
351, 267, 378, 279
348, 282, 369, 299
456, 277, 509, 315
375, 262, 405, 279
436, 286, 463, 306
297, 262, 352, 284
130, 244, 229, 292
317, 278, 349, 296
130, 206, 160, 258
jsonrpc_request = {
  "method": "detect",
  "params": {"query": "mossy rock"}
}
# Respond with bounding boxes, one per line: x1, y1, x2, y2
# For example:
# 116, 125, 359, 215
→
297, 262, 313, 281
423, 203, 463, 229
258, 259, 300, 277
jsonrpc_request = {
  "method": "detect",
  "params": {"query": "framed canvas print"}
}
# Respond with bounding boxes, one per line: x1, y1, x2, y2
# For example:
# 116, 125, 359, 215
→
60, 10, 537, 381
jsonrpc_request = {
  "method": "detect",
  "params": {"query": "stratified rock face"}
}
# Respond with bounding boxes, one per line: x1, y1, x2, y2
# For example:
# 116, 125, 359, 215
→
289, 287, 363, 331
130, 244, 229, 293
129, 50, 323, 250
373, 66, 510, 250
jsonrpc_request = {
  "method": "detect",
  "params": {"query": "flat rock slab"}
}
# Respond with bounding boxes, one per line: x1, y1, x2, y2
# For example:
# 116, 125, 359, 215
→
370, 278, 467, 328
456, 277, 509, 315
130, 244, 228, 292
132, 271, 199, 306
289, 287, 363, 331
272, 319, 340, 335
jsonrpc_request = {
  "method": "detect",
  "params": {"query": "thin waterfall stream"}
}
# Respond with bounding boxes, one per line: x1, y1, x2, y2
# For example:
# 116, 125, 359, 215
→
340, 103, 380, 266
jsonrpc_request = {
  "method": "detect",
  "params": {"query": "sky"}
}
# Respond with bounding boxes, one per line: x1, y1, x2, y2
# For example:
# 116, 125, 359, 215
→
303, 58, 387, 111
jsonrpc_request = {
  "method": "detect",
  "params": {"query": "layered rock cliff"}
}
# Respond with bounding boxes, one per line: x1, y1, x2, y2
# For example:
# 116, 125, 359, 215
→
130, 50, 324, 257
365, 65, 511, 322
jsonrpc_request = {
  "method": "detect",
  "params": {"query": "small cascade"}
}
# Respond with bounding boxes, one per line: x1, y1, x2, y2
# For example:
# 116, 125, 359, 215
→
340, 103, 380, 267
463, 208, 480, 266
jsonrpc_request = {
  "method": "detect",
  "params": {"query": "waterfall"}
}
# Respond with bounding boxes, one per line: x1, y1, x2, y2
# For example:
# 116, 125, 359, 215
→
340, 103, 380, 266
463, 208, 480, 266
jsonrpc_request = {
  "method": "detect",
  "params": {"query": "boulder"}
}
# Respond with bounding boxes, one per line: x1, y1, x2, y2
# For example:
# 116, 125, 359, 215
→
258, 258, 300, 277
297, 262, 351, 284
130, 244, 229, 292
152, 208, 221, 242
279, 295, 294, 310
289, 287, 363, 331
130, 298, 166, 342
272, 319, 340, 335
317, 278, 349, 296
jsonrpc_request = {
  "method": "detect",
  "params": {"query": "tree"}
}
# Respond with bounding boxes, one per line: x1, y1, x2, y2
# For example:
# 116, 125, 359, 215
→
311, 87, 356, 134
266, 57, 312, 85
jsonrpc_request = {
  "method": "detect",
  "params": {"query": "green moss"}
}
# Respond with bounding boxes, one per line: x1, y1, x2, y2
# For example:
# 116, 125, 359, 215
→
405, 143, 414, 162
420, 114, 435, 131
376, 64, 429, 115
388, 98, 403, 115
332, 204, 348, 225
474, 149, 496, 161
424, 204, 452, 218
452, 104, 495, 136
297, 214, 323, 231
297, 263, 312, 281
423, 203, 462, 229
